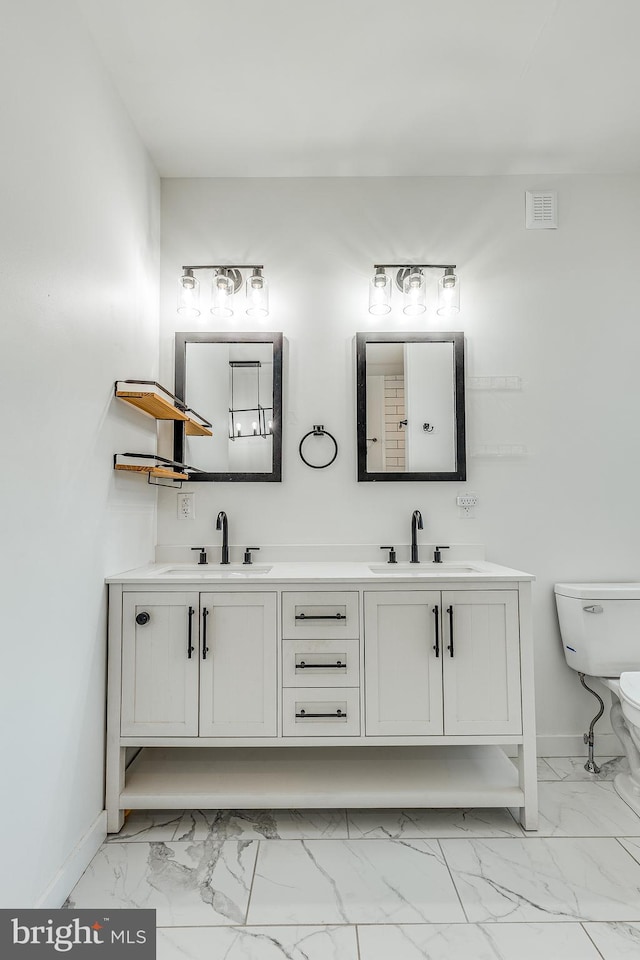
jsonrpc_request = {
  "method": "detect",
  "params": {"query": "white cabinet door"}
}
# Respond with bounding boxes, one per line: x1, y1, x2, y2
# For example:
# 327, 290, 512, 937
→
442, 590, 522, 735
199, 592, 277, 737
364, 591, 443, 735
121, 592, 199, 736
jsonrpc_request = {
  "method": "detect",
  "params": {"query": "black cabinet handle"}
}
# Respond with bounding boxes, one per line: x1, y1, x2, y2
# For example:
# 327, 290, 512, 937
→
296, 709, 347, 718
202, 607, 209, 659
297, 661, 345, 669
433, 605, 440, 657
447, 605, 454, 657
187, 606, 194, 659
295, 613, 345, 621
135, 611, 150, 625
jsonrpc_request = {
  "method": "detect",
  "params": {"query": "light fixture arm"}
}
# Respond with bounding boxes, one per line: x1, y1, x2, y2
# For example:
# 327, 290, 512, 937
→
181, 264, 264, 272
373, 263, 456, 270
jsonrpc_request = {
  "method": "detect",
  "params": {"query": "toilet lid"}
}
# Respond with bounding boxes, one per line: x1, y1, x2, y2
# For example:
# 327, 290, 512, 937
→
620, 672, 640, 708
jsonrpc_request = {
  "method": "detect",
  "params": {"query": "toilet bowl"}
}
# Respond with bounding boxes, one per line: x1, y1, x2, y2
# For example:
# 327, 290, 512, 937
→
555, 582, 640, 816
619, 673, 640, 730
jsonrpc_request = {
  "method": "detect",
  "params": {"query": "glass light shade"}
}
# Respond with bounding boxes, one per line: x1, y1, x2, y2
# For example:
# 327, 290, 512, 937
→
177, 272, 200, 318
368, 269, 392, 315
402, 269, 426, 316
246, 270, 269, 317
437, 270, 460, 317
211, 270, 235, 318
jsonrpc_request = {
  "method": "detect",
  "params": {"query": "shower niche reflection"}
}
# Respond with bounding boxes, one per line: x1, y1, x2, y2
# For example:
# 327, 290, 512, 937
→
356, 332, 466, 482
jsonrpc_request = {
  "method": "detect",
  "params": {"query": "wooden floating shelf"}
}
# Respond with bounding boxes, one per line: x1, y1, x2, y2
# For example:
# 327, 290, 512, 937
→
114, 463, 189, 481
114, 381, 209, 483
116, 388, 189, 421
116, 386, 212, 437
185, 419, 212, 438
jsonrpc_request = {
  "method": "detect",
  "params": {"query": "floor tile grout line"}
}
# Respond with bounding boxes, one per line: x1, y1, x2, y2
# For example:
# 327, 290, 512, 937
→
354, 923, 362, 960
108, 831, 592, 843
436, 838, 470, 923
579, 921, 610, 960
614, 835, 640, 866
540, 757, 566, 779
344, 808, 351, 840
170, 810, 186, 843
152, 919, 640, 928
243, 838, 261, 925
505, 806, 526, 838
344, 810, 354, 840
156, 922, 358, 929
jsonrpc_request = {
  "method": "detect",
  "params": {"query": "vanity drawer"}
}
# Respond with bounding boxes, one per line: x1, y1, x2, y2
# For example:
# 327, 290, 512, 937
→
282, 639, 360, 687
282, 687, 360, 737
282, 591, 359, 639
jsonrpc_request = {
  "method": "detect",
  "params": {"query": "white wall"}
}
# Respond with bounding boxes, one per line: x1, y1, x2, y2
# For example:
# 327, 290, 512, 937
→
0, 1, 160, 906
158, 175, 640, 752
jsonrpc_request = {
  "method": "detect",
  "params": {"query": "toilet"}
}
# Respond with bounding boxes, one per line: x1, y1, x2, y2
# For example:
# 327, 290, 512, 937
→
555, 582, 640, 816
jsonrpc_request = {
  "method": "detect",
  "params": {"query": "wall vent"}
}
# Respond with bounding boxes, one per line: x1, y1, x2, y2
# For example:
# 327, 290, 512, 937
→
525, 191, 558, 229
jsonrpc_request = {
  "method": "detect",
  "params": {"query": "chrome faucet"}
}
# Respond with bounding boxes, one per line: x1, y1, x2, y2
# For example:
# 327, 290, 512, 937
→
216, 511, 230, 564
410, 509, 423, 563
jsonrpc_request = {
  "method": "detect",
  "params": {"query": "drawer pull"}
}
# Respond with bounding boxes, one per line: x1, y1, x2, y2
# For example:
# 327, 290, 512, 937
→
295, 613, 345, 621
296, 709, 347, 718
297, 660, 345, 669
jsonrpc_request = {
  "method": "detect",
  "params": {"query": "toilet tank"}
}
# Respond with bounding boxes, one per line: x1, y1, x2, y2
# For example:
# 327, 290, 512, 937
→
554, 582, 640, 677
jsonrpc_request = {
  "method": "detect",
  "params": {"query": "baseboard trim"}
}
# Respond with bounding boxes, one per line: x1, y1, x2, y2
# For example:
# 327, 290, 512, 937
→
502, 733, 620, 758
536, 733, 620, 757
35, 810, 107, 908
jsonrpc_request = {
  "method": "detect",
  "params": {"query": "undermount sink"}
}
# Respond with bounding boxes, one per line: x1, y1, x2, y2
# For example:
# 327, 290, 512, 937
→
368, 563, 478, 575
162, 564, 273, 577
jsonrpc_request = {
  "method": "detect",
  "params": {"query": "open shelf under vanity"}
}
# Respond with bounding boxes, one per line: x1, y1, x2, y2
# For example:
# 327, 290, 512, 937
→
121, 744, 523, 810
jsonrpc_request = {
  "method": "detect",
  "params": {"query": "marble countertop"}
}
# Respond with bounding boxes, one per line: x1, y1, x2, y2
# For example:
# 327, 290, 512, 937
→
107, 560, 534, 584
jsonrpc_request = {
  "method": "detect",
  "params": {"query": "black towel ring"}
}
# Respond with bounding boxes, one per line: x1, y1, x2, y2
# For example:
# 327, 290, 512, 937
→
298, 424, 339, 469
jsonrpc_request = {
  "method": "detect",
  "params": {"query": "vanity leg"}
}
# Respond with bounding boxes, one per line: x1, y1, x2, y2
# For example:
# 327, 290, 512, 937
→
517, 741, 538, 830
515, 582, 538, 830
106, 584, 125, 833
105, 743, 125, 834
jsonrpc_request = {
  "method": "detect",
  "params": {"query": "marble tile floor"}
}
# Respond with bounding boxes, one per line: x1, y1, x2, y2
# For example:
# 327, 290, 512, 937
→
66, 757, 640, 959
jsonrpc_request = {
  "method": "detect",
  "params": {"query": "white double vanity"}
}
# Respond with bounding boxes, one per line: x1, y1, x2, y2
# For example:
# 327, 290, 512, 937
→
106, 558, 537, 833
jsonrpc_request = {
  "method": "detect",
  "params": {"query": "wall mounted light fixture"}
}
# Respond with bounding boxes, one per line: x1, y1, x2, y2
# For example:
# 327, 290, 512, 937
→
369, 264, 460, 318
177, 264, 269, 319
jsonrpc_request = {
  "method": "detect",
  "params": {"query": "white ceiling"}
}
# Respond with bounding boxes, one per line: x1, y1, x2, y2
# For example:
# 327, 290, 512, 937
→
77, 0, 640, 178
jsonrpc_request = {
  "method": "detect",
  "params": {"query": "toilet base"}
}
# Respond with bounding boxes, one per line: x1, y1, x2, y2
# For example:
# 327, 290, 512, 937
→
613, 772, 640, 817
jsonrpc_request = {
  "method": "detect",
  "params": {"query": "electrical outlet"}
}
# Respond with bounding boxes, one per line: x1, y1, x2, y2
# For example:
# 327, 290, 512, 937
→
456, 493, 478, 519
177, 492, 195, 520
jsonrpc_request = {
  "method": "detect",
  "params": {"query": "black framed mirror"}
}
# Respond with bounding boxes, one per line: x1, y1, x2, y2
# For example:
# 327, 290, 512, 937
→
356, 332, 466, 482
174, 332, 283, 482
